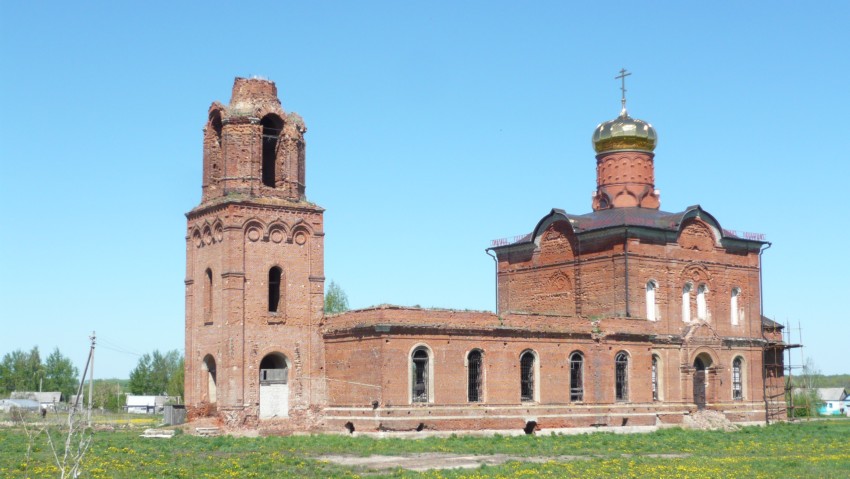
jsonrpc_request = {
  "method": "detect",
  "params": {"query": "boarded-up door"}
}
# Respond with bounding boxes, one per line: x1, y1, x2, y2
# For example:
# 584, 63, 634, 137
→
259, 383, 288, 419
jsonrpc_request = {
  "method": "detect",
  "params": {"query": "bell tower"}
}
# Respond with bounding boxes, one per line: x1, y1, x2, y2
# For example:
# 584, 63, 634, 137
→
185, 77, 326, 427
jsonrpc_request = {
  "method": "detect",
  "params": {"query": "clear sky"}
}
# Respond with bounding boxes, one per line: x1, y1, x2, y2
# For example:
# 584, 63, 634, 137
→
1, 1, 848, 378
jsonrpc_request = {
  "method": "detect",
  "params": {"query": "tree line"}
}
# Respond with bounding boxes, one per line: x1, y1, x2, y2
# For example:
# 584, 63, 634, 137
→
0, 347, 79, 399
1, 346, 184, 407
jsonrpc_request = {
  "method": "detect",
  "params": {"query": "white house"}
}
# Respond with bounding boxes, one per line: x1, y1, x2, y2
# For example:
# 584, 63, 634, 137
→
815, 388, 848, 416
125, 395, 176, 414
10, 391, 63, 411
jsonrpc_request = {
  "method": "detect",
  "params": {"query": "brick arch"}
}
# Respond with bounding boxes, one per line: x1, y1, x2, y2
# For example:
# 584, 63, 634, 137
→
537, 220, 576, 263
548, 270, 572, 291
679, 263, 711, 285
242, 219, 266, 243
690, 347, 719, 368
678, 217, 717, 251
613, 189, 639, 207
267, 221, 289, 244
191, 226, 203, 248
290, 221, 313, 245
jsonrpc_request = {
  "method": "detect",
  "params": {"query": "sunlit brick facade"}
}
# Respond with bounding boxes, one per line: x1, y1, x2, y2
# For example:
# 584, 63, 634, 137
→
185, 77, 782, 433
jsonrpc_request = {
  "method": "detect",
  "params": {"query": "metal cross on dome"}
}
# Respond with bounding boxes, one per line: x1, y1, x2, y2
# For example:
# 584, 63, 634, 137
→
616, 68, 631, 113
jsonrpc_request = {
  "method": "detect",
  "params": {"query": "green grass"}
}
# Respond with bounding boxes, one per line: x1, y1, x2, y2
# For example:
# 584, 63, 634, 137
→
1, 420, 849, 478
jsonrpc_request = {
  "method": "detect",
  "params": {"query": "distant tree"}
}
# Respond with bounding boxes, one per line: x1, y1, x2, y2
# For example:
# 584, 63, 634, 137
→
128, 353, 153, 395
324, 280, 350, 314
166, 356, 185, 398
0, 347, 43, 394
790, 357, 824, 418
129, 349, 183, 397
87, 380, 124, 412
43, 347, 79, 400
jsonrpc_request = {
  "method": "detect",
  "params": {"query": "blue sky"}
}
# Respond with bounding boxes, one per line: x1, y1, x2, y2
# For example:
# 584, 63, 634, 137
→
1, 1, 848, 378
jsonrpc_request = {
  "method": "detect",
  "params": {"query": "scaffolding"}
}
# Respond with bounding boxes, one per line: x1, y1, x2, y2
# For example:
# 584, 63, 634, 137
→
762, 318, 803, 423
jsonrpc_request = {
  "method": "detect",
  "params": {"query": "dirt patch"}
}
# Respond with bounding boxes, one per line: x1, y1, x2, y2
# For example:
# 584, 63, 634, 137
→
317, 452, 691, 472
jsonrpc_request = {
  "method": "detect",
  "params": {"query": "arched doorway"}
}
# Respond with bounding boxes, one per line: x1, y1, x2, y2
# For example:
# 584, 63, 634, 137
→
693, 354, 712, 410
202, 355, 217, 404
259, 352, 289, 419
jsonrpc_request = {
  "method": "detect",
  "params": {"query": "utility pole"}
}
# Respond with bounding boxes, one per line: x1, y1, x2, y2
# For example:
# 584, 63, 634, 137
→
87, 331, 96, 427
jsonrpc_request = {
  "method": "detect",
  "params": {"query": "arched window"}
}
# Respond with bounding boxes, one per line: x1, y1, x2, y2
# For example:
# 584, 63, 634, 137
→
732, 357, 743, 400
467, 350, 483, 403
682, 283, 692, 323
209, 110, 222, 146
615, 352, 629, 401
204, 268, 213, 324
646, 280, 657, 321
411, 347, 430, 403
697, 284, 708, 320
651, 355, 660, 401
730, 287, 741, 326
268, 267, 283, 313
520, 351, 536, 402
569, 352, 583, 401
260, 114, 283, 188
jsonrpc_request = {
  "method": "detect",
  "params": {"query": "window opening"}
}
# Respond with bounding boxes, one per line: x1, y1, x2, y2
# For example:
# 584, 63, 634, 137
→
682, 283, 692, 322
520, 351, 535, 402
209, 111, 222, 146
268, 267, 282, 313
570, 352, 583, 401
467, 350, 483, 402
260, 115, 283, 188
732, 357, 743, 400
646, 281, 657, 321
204, 268, 213, 323
697, 284, 708, 319
731, 287, 741, 326
615, 352, 629, 401
651, 355, 659, 401
411, 348, 429, 403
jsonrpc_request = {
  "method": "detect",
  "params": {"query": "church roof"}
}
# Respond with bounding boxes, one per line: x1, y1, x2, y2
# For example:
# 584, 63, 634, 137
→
491, 205, 767, 249
761, 316, 784, 330
559, 206, 683, 232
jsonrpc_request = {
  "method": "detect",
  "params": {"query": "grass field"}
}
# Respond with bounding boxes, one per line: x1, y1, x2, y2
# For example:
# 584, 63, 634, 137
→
1, 418, 849, 478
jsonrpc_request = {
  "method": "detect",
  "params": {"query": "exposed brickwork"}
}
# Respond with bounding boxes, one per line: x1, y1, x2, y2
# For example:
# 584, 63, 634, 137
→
185, 77, 783, 434
185, 78, 325, 430
593, 151, 660, 210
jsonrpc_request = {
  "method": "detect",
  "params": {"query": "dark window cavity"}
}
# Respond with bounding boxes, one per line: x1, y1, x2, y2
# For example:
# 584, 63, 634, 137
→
411, 348, 429, 403
204, 268, 213, 323
570, 352, 583, 402
467, 350, 483, 402
268, 267, 282, 313
261, 114, 283, 188
615, 352, 629, 401
520, 351, 535, 402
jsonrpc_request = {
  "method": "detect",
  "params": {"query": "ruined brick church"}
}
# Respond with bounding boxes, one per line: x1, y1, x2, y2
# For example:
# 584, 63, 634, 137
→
185, 76, 784, 433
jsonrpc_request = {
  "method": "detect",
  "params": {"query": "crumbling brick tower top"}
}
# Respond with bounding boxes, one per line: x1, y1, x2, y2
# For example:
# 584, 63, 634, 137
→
202, 77, 308, 203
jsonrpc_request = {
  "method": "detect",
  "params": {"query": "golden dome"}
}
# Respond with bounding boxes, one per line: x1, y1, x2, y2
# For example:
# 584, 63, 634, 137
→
592, 109, 657, 153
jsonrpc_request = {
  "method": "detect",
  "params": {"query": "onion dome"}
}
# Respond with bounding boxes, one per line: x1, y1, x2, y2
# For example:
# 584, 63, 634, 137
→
592, 108, 657, 153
